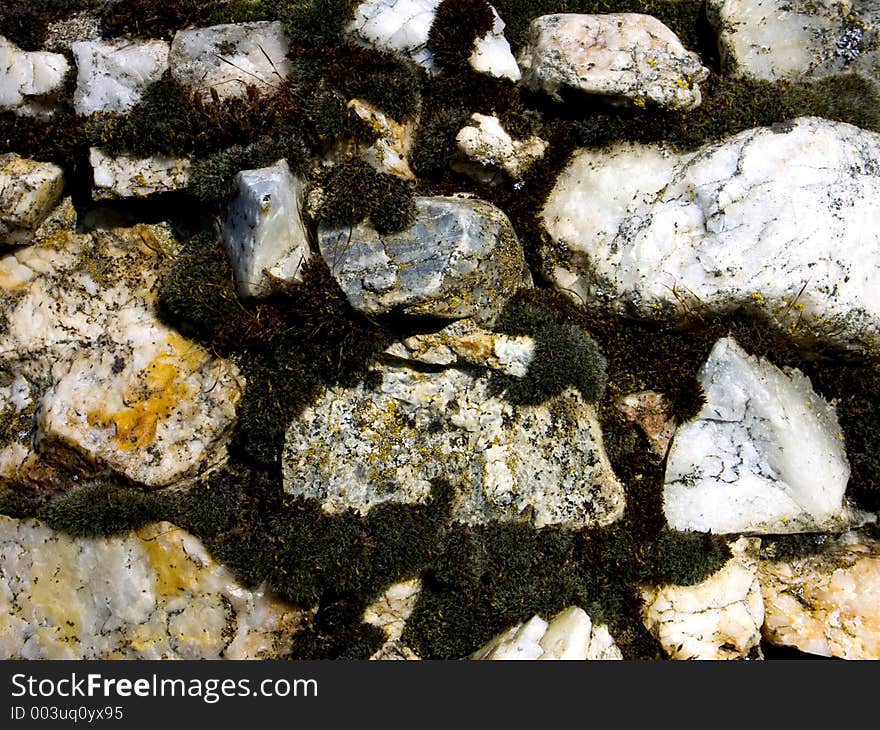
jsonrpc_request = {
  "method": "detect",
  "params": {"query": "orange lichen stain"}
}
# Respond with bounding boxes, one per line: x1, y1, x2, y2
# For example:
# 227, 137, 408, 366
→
455, 334, 493, 360
87, 332, 205, 451
136, 522, 207, 598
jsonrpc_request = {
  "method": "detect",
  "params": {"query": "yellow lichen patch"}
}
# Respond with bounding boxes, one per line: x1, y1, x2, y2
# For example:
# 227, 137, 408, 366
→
87, 332, 206, 452
136, 522, 206, 599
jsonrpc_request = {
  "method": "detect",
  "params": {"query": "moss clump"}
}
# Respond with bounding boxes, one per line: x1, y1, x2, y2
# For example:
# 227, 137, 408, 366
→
188, 134, 307, 208
427, 0, 495, 72
315, 158, 416, 234
489, 296, 608, 405
277, 0, 358, 48
38, 481, 165, 538
99, 0, 274, 40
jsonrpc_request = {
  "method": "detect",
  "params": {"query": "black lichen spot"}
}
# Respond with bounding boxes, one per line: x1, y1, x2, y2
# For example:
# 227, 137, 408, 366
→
39, 481, 165, 537
427, 0, 494, 72
315, 158, 415, 235
489, 296, 608, 405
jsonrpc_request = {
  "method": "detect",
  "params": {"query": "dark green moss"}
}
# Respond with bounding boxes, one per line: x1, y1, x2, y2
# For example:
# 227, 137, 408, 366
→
99, 0, 274, 40
489, 297, 608, 405
277, 0, 358, 48
315, 158, 416, 234
427, 0, 495, 72
188, 133, 307, 208
759, 533, 834, 563
38, 481, 165, 538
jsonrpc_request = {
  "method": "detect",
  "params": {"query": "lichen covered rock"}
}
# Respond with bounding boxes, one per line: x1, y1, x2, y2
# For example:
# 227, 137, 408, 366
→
90, 147, 192, 199
0, 209, 242, 488
454, 113, 548, 182
0, 516, 308, 659
0, 153, 65, 246
282, 359, 625, 529
518, 13, 709, 110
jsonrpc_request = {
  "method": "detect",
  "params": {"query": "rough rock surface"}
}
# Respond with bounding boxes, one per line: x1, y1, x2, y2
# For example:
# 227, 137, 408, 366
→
90, 148, 192, 199
0, 154, 65, 246
470, 606, 622, 660
363, 577, 422, 660
319, 195, 527, 324
282, 359, 625, 528
664, 337, 855, 535
72, 39, 170, 115
169, 22, 293, 102
542, 117, 880, 349
0, 206, 242, 488
759, 531, 880, 659
347, 0, 520, 80
384, 318, 535, 376
518, 14, 709, 110
641, 537, 764, 660
0, 516, 308, 659
707, 0, 880, 83
222, 159, 310, 298
0, 36, 69, 113
454, 113, 548, 182
331, 98, 417, 180
617, 390, 677, 458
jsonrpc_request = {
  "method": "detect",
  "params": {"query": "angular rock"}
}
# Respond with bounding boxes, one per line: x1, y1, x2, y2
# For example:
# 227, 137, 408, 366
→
363, 577, 422, 660
664, 338, 856, 535
222, 159, 311, 298
542, 118, 880, 349
707, 0, 880, 83
640, 537, 764, 660
72, 38, 170, 115
90, 147, 192, 199
330, 98, 417, 180
0, 210, 242, 488
170, 22, 293, 102
347, 0, 520, 80
282, 359, 625, 529
0, 516, 308, 659
759, 531, 880, 659
318, 195, 527, 324
384, 318, 535, 376
0, 36, 69, 113
454, 113, 548, 182
518, 14, 709, 110
0, 154, 65, 246
470, 606, 622, 660
617, 390, 677, 458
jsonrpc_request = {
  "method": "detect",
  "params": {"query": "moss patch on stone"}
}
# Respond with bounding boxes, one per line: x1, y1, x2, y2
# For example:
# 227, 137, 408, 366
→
428, 0, 495, 72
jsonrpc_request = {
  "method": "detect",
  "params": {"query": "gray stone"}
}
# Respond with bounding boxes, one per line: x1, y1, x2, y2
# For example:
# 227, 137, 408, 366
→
222, 159, 311, 298
282, 359, 625, 529
170, 21, 293, 102
319, 195, 527, 324
542, 117, 880, 350
518, 13, 709, 110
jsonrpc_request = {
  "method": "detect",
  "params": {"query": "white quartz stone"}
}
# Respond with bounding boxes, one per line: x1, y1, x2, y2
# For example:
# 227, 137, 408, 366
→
90, 147, 191, 199
364, 577, 423, 659
170, 22, 293, 102
0, 36, 69, 112
0, 516, 308, 659
347, 0, 520, 80
282, 359, 625, 528
707, 0, 880, 83
470, 606, 623, 660
222, 159, 311, 298
72, 38, 170, 115
542, 117, 880, 349
339, 98, 417, 179
641, 537, 764, 660
0, 154, 65, 246
455, 113, 548, 181
319, 195, 527, 324
518, 14, 709, 110
664, 337, 855, 535
0, 214, 242, 488
759, 531, 880, 659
